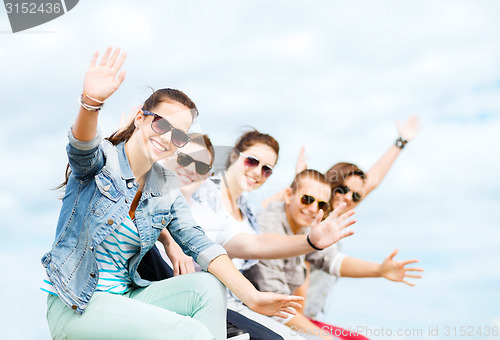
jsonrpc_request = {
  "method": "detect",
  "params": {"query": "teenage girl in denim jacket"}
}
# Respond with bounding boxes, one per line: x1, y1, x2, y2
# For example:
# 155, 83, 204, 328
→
41, 47, 303, 340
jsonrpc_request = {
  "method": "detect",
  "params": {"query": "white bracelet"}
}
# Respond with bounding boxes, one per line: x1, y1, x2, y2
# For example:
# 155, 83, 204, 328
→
82, 92, 105, 104
79, 94, 103, 112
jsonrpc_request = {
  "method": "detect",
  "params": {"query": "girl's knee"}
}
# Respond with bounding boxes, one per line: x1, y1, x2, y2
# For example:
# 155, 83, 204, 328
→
197, 272, 225, 297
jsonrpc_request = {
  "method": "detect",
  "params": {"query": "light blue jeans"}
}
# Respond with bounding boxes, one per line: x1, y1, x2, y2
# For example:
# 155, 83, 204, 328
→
46, 272, 227, 340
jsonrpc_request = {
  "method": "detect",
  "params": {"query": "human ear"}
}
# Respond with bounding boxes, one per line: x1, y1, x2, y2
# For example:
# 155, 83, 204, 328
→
284, 187, 293, 205
134, 110, 145, 129
229, 149, 239, 165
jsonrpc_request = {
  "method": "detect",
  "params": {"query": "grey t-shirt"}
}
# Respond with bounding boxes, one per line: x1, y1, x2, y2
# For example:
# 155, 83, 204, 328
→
244, 201, 346, 315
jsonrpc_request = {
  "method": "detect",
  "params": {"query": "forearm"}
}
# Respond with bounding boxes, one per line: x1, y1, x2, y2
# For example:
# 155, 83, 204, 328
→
339, 256, 381, 278
208, 254, 258, 306
226, 233, 314, 260
364, 145, 401, 194
261, 189, 287, 209
72, 100, 102, 142
158, 228, 174, 247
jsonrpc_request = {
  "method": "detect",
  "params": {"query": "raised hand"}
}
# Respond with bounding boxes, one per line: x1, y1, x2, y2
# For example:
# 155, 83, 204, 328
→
295, 146, 308, 174
247, 291, 304, 318
308, 202, 356, 250
380, 249, 424, 286
83, 47, 127, 103
396, 115, 420, 141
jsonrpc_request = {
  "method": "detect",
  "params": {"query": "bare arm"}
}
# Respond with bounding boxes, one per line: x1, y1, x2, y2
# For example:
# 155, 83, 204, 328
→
158, 229, 195, 276
340, 249, 423, 285
363, 115, 420, 196
72, 48, 127, 141
339, 256, 381, 277
225, 204, 356, 260
207, 255, 303, 318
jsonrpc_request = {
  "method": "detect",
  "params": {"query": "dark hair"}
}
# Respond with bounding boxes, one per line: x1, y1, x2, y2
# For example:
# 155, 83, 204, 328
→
107, 88, 198, 146
189, 133, 215, 166
226, 129, 280, 168
325, 162, 365, 189
57, 88, 197, 191
290, 169, 329, 193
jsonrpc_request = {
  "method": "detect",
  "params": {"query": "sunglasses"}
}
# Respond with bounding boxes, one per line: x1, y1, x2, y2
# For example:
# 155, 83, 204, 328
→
333, 185, 362, 203
177, 152, 212, 175
142, 110, 191, 148
241, 153, 273, 179
300, 194, 330, 211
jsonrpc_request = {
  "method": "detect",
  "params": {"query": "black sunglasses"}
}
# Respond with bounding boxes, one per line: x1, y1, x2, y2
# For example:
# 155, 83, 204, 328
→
142, 110, 191, 148
177, 152, 212, 175
333, 185, 362, 203
300, 194, 330, 211
241, 153, 273, 179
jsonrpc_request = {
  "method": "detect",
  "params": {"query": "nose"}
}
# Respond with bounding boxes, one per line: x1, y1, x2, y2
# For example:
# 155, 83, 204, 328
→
159, 131, 173, 145
247, 165, 262, 181
306, 202, 319, 213
184, 161, 196, 174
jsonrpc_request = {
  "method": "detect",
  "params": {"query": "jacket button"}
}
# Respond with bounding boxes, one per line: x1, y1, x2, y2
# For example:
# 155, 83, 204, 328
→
90, 272, 96, 278
127, 182, 134, 189
125, 197, 129, 204
107, 219, 114, 225
89, 246, 94, 251
72, 305, 77, 310
161, 217, 167, 225
103, 184, 111, 192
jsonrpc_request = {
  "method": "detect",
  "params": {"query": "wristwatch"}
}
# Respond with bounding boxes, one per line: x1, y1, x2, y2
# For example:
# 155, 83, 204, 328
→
395, 137, 408, 149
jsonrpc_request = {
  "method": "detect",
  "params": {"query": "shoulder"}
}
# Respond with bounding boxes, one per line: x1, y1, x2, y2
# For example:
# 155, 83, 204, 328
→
257, 201, 286, 233
192, 176, 222, 210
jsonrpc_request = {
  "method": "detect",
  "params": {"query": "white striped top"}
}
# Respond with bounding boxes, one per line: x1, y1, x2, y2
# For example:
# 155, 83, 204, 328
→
41, 215, 141, 296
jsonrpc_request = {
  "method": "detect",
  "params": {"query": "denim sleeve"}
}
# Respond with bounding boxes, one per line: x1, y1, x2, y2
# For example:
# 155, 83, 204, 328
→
66, 127, 105, 181
168, 193, 227, 271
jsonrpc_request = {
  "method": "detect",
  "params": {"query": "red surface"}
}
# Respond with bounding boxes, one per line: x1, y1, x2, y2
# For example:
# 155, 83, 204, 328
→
309, 319, 370, 340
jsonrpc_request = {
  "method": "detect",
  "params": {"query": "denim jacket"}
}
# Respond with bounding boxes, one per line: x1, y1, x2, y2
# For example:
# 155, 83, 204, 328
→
41, 128, 226, 315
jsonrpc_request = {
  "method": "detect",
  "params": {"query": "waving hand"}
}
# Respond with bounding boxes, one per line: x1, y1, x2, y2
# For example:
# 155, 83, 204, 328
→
83, 47, 127, 103
307, 202, 356, 250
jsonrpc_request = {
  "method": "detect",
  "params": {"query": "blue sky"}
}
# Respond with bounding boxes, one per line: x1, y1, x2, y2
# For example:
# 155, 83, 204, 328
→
1, 1, 499, 339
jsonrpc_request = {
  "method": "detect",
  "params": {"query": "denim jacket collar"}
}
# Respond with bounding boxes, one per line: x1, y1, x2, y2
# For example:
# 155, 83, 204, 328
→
117, 142, 162, 198
117, 142, 136, 182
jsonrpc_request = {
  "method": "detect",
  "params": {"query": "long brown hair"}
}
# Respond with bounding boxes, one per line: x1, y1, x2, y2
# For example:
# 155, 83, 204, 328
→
56, 88, 197, 191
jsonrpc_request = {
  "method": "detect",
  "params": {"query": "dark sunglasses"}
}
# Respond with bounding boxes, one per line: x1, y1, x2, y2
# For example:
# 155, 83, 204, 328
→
177, 152, 212, 175
333, 185, 362, 203
142, 110, 191, 148
300, 194, 330, 211
241, 153, 273, 179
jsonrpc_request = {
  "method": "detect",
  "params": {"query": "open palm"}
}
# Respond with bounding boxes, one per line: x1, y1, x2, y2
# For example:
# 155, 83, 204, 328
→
83, 47, 127, 102
308, 202, 356, 250
248, 291, 304, 318
381, 249, 424, 286
396, 115, 420, 141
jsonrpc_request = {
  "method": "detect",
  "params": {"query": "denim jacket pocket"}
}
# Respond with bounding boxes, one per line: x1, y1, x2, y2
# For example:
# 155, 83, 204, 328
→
151, 211, 173, 230
93, 169, 124, 217
95, 169, 124, 202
